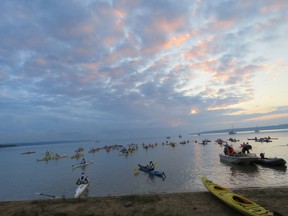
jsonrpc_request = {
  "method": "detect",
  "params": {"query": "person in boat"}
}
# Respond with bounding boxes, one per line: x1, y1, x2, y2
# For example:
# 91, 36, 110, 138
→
76, 152, 80, 157
260, 153, 266, 159
76, 173, 89, 185
227, 145, 235, 155
242, 144, 252, 154
146, 161, 155, 171
46, 150, 50, 157
81, 158, 86, 164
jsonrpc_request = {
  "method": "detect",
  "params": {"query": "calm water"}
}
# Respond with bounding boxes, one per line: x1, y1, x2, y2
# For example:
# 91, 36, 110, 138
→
0, 130, 288, 201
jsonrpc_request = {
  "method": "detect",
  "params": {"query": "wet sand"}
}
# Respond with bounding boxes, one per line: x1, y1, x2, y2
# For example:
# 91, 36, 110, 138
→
1, 187, 287, 216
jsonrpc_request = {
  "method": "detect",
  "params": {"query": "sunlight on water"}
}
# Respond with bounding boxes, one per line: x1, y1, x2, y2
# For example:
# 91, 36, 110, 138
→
0, 130, 287, 201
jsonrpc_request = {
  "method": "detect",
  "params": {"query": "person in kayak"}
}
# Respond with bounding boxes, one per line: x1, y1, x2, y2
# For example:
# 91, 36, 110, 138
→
76, 173, 89, 185
146, 161, 155, 171
81, 158, 86, 164
242, 144, 252, 154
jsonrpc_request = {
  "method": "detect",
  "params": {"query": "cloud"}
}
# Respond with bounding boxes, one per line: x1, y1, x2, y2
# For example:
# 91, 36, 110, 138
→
0, 0, 287, 142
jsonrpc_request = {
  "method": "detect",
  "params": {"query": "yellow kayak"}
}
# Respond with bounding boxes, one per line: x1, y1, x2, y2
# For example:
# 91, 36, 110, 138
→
71, 154, 84, 159
201, 177, 273, 216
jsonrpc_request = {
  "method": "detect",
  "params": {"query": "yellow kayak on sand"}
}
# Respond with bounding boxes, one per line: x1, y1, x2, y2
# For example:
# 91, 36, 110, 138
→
201, 177, 274, 216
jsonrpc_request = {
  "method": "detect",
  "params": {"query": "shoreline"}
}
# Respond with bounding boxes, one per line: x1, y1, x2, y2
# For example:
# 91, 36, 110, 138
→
1, 187, 288, 216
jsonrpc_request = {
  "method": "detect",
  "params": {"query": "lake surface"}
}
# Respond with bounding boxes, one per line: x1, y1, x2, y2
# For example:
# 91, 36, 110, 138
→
1, 129, 288, 201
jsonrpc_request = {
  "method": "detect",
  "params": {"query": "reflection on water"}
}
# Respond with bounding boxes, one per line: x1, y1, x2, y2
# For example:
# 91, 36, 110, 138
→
1, 130, 288, 201
229, 163, 259, 175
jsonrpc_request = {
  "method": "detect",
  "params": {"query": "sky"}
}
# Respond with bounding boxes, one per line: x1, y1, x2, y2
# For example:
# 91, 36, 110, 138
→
0, 0, 288, 143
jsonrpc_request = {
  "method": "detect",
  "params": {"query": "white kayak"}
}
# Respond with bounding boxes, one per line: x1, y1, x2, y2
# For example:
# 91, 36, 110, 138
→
74, 183, 89, 198
72, 160, 94, 169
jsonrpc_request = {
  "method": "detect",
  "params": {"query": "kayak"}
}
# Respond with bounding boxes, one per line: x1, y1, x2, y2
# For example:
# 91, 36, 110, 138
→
74, 183, 89, 198
201, 177, 273, 216
21, 151, 36, 155
71, 154, 84, 159
37, 154, 67, 161
72, 160, 94, 169
37, 156, 53, 161
149, 170, 166, 177
138, 164, 166, 178
53, 154, 68, 160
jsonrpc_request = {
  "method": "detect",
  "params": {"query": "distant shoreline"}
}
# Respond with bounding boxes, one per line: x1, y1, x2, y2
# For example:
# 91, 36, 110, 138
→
0, 140, 90, 148
198, 124, 288, 135
0, 144, 17, 148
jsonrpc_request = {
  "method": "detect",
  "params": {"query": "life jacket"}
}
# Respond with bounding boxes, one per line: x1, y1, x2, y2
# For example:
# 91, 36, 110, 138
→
227, 146, 235, 155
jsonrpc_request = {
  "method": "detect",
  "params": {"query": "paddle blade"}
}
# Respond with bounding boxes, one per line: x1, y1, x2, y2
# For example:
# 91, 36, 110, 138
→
133, 168, 139, 175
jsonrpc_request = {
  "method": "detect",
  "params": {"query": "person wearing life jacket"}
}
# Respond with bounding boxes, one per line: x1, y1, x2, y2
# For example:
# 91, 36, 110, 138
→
146, 161, 155, 171
227, 145, 235, 155
76, 173, 89, 185
81, 158, 86, 164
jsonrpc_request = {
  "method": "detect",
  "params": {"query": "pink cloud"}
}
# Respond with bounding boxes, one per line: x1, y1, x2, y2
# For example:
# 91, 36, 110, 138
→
260, 0, 288, 13
242, 113, 288, 122
183, 36, 216, 61
210, 19, 237, 31
162, 33, 190, 49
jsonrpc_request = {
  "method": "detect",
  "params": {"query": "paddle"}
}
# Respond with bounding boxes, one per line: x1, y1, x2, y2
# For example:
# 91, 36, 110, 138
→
35, 192, 60, 199
133, 168, 139, 175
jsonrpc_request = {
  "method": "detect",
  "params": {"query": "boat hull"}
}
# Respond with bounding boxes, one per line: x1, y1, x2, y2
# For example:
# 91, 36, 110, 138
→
256, 158, 286, 166
219, 153, 258, 165
71, 154, 84, 159
138, 164, 166, 178
74, 184, 88, 198
201, 177, 273, 216
72, 161, 94, 169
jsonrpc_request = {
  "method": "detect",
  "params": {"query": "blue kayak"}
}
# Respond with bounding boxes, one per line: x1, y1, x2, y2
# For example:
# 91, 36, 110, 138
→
138, 164, 166, 178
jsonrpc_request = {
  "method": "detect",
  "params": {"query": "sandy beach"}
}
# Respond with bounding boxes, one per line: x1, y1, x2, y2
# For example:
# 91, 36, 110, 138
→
1, 187, 287, 216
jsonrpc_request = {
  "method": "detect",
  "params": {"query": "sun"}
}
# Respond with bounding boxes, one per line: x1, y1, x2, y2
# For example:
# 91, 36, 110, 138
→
190, 109, 198, 115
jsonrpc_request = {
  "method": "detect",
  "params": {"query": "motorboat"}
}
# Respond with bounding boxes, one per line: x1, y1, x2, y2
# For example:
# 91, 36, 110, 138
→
219, 153, 258, 165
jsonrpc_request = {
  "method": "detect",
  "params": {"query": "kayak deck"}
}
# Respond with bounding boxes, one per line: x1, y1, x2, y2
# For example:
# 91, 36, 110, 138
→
201, 177, 273, 216
74, 183, 89, 198
72, 161, 94, 169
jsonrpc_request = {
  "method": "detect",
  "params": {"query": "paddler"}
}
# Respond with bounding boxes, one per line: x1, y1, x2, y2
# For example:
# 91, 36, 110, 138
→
76, 173, 89, 185
146, 161, 155, 171
81, 158, 86, 164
